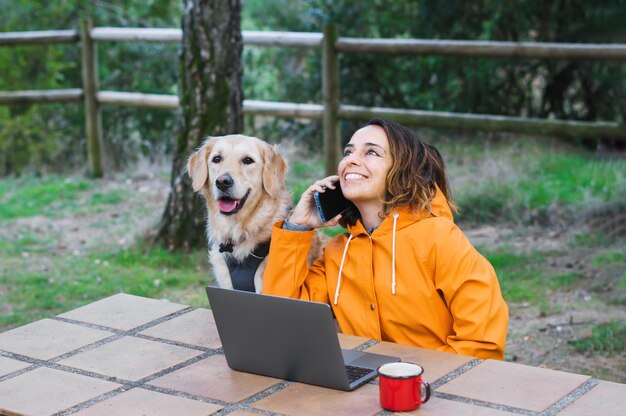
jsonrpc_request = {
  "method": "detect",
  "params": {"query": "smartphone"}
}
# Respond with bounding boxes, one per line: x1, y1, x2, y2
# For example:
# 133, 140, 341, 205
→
313, 182, 355, 223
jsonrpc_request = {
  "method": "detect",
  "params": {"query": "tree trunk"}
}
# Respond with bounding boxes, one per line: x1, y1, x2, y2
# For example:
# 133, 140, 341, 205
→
156, 0, 243, 250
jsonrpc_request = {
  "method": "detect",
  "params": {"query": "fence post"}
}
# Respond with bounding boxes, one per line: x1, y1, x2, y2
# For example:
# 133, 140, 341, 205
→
80, 17, 104, 178
322, 24, 341, 176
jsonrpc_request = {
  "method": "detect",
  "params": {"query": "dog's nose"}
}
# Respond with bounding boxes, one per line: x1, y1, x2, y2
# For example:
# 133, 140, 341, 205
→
215, 174, 234, 191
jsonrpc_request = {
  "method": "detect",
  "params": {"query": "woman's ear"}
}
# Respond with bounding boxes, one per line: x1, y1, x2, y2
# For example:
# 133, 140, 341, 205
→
262, 144, 288, 197
187, 138, 213, 192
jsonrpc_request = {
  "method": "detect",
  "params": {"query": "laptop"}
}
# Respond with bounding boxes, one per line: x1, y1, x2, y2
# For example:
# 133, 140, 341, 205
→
206, 286, 400, 391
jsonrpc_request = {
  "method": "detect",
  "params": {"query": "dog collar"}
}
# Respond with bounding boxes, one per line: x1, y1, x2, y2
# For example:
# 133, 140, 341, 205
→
224, 240, 271, 292
219, 242, 234, 253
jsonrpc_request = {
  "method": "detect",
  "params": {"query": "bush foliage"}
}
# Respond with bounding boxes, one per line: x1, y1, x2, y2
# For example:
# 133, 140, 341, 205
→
0, 0, 181, 174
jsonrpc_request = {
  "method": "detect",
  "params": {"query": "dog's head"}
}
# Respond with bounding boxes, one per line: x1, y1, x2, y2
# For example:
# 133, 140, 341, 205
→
187, 134, 288, 216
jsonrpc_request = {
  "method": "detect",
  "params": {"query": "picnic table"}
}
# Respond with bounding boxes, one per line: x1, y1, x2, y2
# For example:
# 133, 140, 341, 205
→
0, 293, 623, 415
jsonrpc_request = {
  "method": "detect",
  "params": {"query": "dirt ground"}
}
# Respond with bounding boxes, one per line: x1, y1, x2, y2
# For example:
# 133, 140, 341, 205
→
464, 226, 626, 383
5, 168, 625, 383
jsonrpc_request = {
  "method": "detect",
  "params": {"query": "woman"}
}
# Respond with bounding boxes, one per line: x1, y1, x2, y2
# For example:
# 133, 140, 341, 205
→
262, 119, 508, 360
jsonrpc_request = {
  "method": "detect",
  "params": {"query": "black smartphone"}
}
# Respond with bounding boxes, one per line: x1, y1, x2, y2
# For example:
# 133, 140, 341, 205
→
313, 182, 355, 223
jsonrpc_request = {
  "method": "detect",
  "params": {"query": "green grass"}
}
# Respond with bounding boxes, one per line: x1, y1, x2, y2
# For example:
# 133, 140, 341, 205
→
0, 176, 93, 220
89, 191, 127, 205
0, 175, 132, 220
453, 149, 626, 225
0, 172, 213, 329
550, 272, 584, 288
591, 250, 626, 266
0, 227, 55, 256
481, 246, 546, 303
572, 231, 616, 248
521, 156, 625, 206
570, 320, 626, 355
480, 245, 584, 315
0, 244, 212, 329
588, 248, 626, 306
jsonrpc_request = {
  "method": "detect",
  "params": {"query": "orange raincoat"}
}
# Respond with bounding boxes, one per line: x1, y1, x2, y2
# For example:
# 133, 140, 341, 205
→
262, 190, 508, 359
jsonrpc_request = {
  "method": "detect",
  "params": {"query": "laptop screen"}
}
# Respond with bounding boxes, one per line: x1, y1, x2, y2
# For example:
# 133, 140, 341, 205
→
206, 286, 398, 390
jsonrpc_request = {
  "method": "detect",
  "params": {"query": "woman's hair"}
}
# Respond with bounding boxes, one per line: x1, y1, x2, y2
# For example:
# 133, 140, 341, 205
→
340, 118, 457, 227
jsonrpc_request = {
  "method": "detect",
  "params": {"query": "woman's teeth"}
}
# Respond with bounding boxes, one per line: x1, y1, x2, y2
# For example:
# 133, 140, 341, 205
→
345, 173, 365, 180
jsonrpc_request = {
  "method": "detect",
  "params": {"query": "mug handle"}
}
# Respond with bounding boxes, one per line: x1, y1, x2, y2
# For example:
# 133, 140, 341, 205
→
421, 380, 431, 403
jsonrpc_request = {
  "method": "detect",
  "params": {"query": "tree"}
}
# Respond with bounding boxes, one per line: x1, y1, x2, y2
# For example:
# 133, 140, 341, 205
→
156, 0, 243, 249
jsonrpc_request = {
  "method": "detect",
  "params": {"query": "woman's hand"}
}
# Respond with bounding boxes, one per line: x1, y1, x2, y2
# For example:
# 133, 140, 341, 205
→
288, 175, 342, 229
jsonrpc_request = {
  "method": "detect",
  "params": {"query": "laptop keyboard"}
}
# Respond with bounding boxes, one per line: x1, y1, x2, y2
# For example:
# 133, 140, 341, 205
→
345, 364, 374, 383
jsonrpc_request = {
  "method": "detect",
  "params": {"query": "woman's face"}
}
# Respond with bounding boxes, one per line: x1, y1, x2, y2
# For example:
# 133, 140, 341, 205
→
338, 125, 393, 206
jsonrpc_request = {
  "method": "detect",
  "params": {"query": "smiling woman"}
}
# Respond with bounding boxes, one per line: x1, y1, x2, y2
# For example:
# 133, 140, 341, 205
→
262, 118, 509, 360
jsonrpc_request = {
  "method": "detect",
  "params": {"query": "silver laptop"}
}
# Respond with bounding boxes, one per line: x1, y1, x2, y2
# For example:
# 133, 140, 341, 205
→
206, 286, 400, 391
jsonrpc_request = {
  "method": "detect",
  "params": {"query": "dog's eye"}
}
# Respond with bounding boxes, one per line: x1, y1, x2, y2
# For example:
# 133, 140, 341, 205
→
242, 157, 255, 165
212, 155, 222, 163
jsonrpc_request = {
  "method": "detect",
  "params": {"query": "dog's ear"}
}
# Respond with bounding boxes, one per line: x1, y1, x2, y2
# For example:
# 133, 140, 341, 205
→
187, 139, 212, 192
262, 144, 288, 197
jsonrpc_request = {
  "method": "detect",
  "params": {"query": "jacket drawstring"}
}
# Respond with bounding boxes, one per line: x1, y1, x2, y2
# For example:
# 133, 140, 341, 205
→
334, 234, 354, 305
335, 212, 399, 304
391, 212, 399, 295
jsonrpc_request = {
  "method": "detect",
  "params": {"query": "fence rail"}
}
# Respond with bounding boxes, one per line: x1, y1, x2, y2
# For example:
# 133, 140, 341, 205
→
0, 23, 624, 177
97, 91, 178, 109
90, 27, 325, 47
0, 89, 82, 104
335, 38, 626, 59
0, 30, 79, 45
338, 105, 623, 138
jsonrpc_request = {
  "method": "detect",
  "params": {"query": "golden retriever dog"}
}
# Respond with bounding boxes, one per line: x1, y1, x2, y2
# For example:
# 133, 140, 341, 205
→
188, 134, 325, 293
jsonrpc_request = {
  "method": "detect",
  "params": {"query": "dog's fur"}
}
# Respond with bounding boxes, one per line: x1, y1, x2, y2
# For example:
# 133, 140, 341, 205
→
188, 134, 324, 292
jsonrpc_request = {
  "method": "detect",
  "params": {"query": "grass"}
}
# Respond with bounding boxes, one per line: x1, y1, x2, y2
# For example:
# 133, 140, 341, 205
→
0, 243, 212, 329
550, 272, 584, 288
572, 231, 616, 248
588, 247, 626, 307
445, 139, 626, 225
591, 250, 626, 265
0, 226, 55, 256
480, 246, 566, 315
479, 245, 589, 315
481, 246, 546, 303
0, 176, 93, 219
0, 174, 214, 330
0, 175, 132, 220
570, 320, 626, 355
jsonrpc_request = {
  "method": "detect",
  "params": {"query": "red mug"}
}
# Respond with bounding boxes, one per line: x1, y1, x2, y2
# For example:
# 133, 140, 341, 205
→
377, 362, 431, 412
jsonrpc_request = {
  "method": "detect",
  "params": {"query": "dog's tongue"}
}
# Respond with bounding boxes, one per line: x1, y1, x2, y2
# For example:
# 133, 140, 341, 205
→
218, 198, 239, 213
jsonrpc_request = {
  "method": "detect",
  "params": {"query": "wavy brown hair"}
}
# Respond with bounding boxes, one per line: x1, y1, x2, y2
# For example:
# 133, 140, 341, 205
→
340, 118, 457, 227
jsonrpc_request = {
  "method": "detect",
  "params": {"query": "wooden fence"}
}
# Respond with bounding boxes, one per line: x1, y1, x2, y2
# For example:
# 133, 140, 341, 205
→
1, 19, 625, 177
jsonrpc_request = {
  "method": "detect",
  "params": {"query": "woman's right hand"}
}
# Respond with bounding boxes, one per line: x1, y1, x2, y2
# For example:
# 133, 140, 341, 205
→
288, 175, 342, 229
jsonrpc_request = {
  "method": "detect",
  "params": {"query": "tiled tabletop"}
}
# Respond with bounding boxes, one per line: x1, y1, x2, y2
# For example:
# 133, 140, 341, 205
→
0, 293, 624, 416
